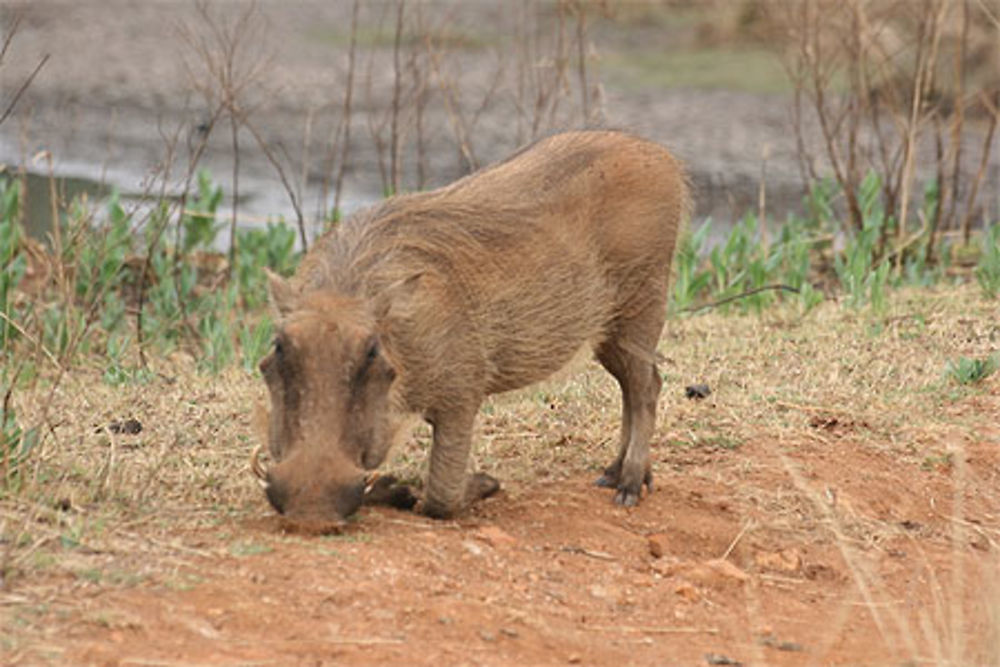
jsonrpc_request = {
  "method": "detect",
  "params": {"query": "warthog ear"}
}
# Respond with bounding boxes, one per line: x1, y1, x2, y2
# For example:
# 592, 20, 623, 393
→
373, 272, 424, 322
265, 269, 297, 318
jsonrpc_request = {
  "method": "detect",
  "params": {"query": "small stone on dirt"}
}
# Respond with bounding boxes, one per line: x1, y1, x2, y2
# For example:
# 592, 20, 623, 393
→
688, 559, 749, 587
685, 383, 711, 400
754, 548, 802, 573
105, 418, 143, 435
473, 525, 517, 548
479, 630, 496, 642
803, 562, 839, 582
648, 533, 669, 558
759, 634, 805, 652
674, 582, 700, 601
462, 540, 484, 557
709, 559, 749, 581
705, 653, 743, 666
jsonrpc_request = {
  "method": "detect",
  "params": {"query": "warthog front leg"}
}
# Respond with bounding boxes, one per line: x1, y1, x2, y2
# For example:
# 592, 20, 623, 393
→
423, 406, 499, 519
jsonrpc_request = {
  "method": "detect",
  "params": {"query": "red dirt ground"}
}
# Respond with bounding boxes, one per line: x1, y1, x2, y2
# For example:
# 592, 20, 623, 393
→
13, 423, 997, 666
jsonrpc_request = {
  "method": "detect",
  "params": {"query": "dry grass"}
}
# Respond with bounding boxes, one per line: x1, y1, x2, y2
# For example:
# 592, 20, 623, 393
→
1, 283, 998, 659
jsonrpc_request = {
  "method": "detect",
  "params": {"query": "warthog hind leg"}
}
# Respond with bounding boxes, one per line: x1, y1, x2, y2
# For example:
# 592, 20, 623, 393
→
595, 311, 664, 506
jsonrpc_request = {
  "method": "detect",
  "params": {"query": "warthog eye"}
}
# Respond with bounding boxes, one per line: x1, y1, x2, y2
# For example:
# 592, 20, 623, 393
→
274, 336, 285, 359
355, 337, 379, 381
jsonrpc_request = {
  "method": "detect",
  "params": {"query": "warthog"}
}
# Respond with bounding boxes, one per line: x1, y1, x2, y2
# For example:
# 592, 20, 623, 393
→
254, 129, 690, 528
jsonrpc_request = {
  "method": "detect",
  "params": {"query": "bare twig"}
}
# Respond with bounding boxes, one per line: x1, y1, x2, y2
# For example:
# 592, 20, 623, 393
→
585, 624, 721, 635
0, 53, 48, 128
573, 1, 590, 124
683, 284, 803, 314
228, 114, 240, 273
239, 111, 308, 250
390, 0, 405, 195
958, 92, 998, 244
0, 12, 22, 64
720, 520, 755, 561
331, 0, 360, 220
560, 545, 616, 561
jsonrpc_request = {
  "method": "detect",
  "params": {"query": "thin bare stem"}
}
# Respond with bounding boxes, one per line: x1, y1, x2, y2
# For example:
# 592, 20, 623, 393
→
390, 0, 405, 195
574, 2, 590, 125
0, 53, 48, 128
332, 0, 360, 219
228, 114, 240, 274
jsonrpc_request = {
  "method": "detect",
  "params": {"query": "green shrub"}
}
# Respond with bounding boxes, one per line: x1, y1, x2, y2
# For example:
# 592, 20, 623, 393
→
0, 179, 26, 353
1, 370, 39, 481
834, 171, 891, 312
945, 354, 998, 386
670, 219, 712, 312
975, 223, 1000, 299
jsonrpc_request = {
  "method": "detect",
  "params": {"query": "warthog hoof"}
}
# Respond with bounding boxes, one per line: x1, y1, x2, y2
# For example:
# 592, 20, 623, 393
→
594, 462, 622, 488
422, 472, 501, 520
467, 472, 501, 502
598, 466, 653, 506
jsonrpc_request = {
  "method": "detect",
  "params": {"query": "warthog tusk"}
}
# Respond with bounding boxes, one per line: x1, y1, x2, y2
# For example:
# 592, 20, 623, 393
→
363, 472, 380, 496
250, 445, 269, 488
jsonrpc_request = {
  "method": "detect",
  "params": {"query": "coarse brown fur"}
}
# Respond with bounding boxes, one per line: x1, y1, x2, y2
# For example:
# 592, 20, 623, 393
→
258, 129, 691, 524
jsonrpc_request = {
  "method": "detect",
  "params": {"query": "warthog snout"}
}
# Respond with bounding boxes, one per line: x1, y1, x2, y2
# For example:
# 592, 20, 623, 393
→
253, 446, 366, 525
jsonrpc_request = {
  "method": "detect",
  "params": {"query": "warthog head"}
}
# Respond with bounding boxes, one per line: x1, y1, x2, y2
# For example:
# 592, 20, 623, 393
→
253, 272, 402, 529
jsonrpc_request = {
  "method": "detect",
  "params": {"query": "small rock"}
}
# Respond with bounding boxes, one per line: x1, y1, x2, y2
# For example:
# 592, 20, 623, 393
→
685, 383, 711, 400
500, 627, 519, 638
674, 582, 700, 601
473, 525, 517, 548
589, 584, 610, 600
707, 559, 749, 581
803, 562, 839, 582
648, 533, 669, 559
688, 559, 749, 587
462, 540, 484, 557
777, 641, 804, 652
568, 655, 582, 664
479, 630, 496, 642
759, 634, 805, 652
705, 654, 743, 666
754, 548, 802, 573
107, 418, 143, 435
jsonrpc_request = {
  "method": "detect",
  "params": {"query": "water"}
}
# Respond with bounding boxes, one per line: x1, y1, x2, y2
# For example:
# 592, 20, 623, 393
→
10, 162, 815, 253
16, 171, 111, 243
9, 167, 376, 251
